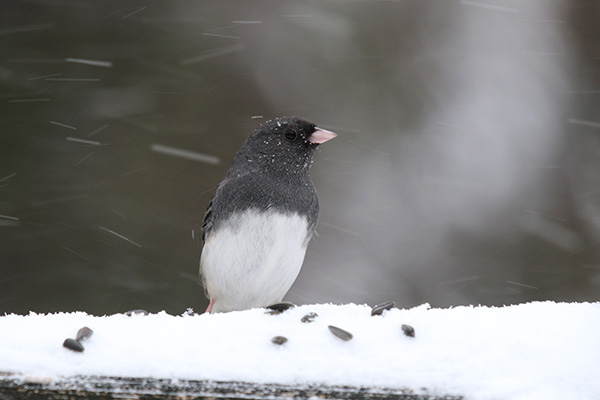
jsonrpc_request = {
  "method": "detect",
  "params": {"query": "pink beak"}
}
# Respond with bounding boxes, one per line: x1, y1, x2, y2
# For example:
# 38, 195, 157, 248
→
309, 127, 337, 144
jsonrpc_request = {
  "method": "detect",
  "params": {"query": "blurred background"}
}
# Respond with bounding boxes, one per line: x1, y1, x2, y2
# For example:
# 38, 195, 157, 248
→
1, 0, 599, 315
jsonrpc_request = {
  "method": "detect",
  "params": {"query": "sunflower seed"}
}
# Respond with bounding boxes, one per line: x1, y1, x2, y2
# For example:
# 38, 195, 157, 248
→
328, 325, 353, 341
301, 312, 318, 323
125, 309, 149, 316
75, 326, 93, 342
63, 338, 84, 352
402, 324, 415, 338
371, 301, 396, 316
271, 336, 288, 345
267, 302, 295, 312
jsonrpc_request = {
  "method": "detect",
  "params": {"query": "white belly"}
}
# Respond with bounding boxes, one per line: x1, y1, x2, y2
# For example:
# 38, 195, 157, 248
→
200, 209, 310, 313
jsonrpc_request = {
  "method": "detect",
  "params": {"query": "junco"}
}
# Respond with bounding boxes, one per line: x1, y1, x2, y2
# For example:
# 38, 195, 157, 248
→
200, 117, 337, 313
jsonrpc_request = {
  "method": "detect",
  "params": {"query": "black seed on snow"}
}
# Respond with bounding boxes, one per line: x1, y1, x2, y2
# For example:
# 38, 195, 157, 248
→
266, 302, 295, 312
301, 312, 318, 323
75, 326, 93, 342
63, 338, 84, 352
125, 309, 149, 316
402, 324, 415, 338
328, 325, 353, 341
271, 336, 288, 345
371, 301, 396, 316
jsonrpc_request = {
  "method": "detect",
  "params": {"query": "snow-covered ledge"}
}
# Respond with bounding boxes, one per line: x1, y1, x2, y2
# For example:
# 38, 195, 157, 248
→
0, 302, 598, 400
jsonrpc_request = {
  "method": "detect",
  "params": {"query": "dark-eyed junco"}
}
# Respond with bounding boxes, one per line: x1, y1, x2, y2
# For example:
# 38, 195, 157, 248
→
200, 117, 337, 313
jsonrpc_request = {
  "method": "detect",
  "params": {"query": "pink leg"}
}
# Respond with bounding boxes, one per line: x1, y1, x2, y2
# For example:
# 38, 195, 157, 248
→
205, 299, 215, 314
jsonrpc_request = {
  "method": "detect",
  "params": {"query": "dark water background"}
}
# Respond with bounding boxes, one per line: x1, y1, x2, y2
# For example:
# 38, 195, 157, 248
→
1, 0, 599, 315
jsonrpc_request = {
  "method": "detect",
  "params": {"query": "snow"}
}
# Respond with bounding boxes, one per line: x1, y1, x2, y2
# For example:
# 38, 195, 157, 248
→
0, 302, 598, 400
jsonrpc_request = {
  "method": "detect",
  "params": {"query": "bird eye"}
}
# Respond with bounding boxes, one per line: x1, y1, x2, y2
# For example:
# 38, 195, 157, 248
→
284, 129, 298, 141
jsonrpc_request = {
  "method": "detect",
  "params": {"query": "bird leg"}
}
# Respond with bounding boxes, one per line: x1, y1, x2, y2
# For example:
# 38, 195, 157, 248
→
205, 299, 215, 313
